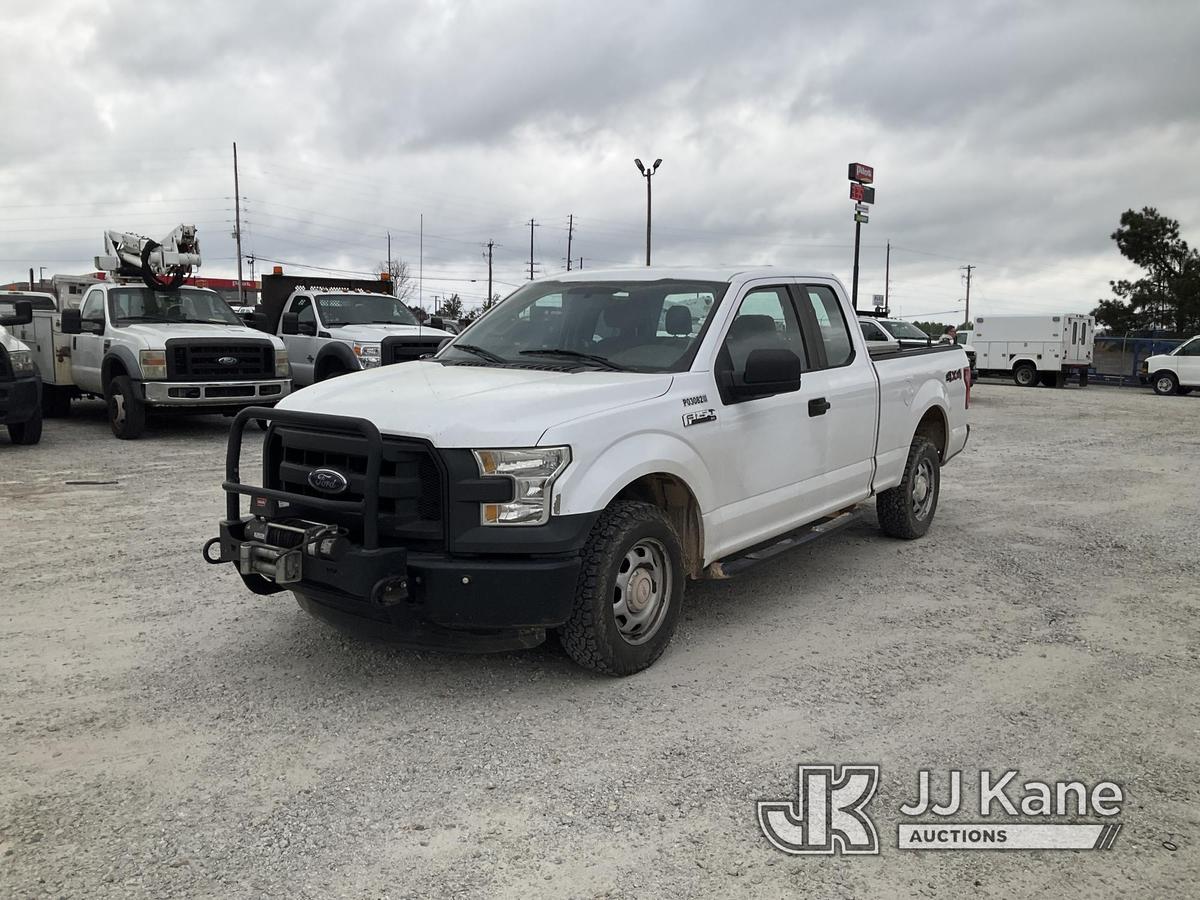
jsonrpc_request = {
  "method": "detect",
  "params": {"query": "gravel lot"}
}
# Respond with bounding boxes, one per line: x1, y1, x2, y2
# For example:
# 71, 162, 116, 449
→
2, 383, 1197, 899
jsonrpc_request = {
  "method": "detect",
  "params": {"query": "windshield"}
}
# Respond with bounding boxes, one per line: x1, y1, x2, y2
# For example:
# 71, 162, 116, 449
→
439, 279, 728, 372
881, 319, 933, 341
315, 293, 418, 326
110, 287, 242, 326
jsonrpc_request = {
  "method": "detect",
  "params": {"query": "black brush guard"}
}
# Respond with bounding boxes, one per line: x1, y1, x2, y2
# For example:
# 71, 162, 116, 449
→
205, 406, 409, 604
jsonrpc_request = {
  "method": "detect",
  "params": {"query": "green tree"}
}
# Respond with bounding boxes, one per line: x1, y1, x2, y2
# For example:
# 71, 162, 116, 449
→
1092, 208, 1200, 334
911, 321, 947, 339
436, 293, 464, 321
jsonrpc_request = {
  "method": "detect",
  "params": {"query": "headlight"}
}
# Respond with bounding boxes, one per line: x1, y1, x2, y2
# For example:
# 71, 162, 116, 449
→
8, 350, 35, 374
353, 342, 382, 369
139, 349, 167, 380
275, 348, 290, 377
472, 446, 571, 526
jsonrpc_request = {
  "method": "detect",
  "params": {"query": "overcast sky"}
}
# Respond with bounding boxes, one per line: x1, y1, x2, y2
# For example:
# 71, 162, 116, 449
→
3, 0, 1199, 322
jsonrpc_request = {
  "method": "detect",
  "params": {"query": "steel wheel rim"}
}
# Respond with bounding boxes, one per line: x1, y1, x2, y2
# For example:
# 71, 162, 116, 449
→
1017, 368, 1034, 385
1157, 376, 1174, 394
613, 538, 671, 645
110, 392, 126, 427
912, 458, 936, 520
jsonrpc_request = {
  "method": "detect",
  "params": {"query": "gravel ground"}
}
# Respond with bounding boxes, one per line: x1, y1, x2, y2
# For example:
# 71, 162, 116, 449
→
1, 383, 1198, 899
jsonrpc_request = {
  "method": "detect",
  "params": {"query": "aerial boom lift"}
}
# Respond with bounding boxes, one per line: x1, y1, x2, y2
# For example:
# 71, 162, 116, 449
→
95, 225, 202, 290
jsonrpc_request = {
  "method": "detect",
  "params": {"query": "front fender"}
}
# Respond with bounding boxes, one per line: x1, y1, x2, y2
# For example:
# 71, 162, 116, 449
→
315, 342, 360, 374
551, 429, 716, 516
102, 345, 143, 386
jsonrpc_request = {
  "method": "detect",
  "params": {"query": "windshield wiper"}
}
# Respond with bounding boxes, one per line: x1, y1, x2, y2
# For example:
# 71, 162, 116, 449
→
518, 349, 628, 370
452, 343, 509, 364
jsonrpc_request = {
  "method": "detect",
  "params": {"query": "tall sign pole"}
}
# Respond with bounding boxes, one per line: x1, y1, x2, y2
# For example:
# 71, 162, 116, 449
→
847, 162, 876, 313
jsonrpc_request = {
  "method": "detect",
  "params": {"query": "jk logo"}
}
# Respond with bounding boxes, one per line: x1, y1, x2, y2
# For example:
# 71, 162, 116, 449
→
758, 764, 880, 855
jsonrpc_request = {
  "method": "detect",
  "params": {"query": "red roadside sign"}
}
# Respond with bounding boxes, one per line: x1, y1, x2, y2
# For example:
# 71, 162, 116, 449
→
850, 183, 876, 203
848, 162, 874, 184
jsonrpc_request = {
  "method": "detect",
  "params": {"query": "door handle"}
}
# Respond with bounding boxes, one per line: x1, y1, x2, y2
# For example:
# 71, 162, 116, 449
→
808, 397, 831, 416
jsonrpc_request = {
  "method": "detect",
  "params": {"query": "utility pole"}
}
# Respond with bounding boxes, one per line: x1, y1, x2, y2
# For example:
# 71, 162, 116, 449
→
634, 158, 662, 266
578, 257, 583, 270
528, 219, 537, 280
233, 142, 245, 306
486, 239, 494, 305
566, 214, 574, 271
386, 231, 392, 294
961, 264, 975, 328
419, 214, 424, 314
884, 241, 891, 313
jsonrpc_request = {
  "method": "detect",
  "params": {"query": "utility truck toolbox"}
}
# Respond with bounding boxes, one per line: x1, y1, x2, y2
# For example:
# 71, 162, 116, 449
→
206, 268, 970, 675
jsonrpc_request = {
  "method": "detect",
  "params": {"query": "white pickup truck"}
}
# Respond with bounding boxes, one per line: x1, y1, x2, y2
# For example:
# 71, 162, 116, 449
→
16, 281, 291, 438
253, 271, 454, 386
207, 268, 970, 675
1, 297, 42, 445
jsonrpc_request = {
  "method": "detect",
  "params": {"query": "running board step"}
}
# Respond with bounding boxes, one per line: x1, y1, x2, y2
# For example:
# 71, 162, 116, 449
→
703, 507, 861, 579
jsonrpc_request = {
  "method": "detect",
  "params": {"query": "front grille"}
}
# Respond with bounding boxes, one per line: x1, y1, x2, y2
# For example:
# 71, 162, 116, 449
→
166, 339, 274, 381
381, 335, 446, 366
264, 426, 444, 549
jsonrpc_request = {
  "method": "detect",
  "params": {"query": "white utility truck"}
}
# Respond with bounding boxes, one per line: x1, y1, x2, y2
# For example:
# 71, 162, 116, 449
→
14, 227, 292, 438
1142, 335, 1200, 395
970, 313, 1095, 387
205, 269, 971, 675
253, 270, 453, 387
0, 297, 42, 445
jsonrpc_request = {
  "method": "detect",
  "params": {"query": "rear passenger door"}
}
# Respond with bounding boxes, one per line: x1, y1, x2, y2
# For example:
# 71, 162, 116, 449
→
793, 283, 878, 512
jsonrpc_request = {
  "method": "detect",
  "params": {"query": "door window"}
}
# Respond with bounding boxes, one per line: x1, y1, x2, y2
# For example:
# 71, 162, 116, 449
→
860, 320, 888, 342
803, 286, 854, 367
1177, 339, 1200, 357
718, 286, 806, 388
291, 296, 316, 331
80, 290, 105, 326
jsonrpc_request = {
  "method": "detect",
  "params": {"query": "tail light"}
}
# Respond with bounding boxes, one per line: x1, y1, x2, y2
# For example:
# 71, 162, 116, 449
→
964, 366, 971, 409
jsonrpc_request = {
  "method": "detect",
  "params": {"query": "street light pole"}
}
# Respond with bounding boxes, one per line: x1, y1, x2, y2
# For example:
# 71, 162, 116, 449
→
634, 158, 661, 266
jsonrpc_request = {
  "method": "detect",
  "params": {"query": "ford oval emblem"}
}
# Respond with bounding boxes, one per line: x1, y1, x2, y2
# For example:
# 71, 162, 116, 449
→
218, 356, 239, 366
308, 467, 349, 494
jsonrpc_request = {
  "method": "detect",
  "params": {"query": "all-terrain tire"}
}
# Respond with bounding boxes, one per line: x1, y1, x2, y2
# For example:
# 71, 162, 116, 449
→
7, 406, 42, 444
876, 437, 941, 540
107, 375, 147, 439
559, 501, 686, 677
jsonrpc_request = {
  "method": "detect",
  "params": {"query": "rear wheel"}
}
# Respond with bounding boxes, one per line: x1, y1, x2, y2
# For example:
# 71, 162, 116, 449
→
7, 406, 42, 445
559, 501, 685, 676
1014, 362, 1038, 387
107, 375, 147, 439
1152, 371, 1179, 396
877, 437, 940, 540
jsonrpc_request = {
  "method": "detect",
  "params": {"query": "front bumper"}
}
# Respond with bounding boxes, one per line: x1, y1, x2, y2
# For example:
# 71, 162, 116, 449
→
207, 407, 596, 652
0, 374, 41, 425
142, 378, 291, 407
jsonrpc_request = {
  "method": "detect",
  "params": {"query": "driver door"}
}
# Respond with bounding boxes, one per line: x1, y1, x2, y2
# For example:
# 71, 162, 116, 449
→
706, 283, 828, 558
284, 295, 320, 385
72, 288, 107, 393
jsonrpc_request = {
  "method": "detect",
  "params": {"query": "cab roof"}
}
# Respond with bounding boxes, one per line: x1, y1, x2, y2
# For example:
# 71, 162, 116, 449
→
546, 266, 839, 284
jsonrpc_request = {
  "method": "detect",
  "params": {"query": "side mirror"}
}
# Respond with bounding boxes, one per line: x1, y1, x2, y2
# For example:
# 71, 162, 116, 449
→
0, 300, 33, 327
281, 312, 299, 335
61, 308, 83, 335
731, 348, 802, 401
252, 311, 271, 332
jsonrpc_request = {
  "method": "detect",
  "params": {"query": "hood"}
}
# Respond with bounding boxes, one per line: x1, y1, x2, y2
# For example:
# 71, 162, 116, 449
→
117, 323, 282, 348
1, 328, 29, 353
277, 360, 674, 446
325, 323, 453, 342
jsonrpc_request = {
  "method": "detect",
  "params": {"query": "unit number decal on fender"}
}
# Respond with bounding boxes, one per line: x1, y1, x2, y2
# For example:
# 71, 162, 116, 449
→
683, 408, 717, 427
682, 394, 709, 407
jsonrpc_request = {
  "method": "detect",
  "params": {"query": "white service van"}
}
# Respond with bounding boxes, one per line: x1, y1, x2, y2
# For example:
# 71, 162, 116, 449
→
971, 314, 1095, 387
1141, 335, 1200, 395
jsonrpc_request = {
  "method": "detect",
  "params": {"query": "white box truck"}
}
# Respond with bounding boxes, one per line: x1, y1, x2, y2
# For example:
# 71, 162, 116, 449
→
970, 314, 1095, 387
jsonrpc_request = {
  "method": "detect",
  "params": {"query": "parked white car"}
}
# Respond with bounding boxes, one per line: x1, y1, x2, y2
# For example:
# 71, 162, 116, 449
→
1142, 335, 1200, 395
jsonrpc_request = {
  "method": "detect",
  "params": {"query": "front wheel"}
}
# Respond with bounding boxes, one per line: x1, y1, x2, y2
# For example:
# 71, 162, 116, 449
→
559, 501, 685, 676
7, 406, 43, 445
1152, 372, 1179, 396
877, 437, 941, 540
107, 375, 147, 439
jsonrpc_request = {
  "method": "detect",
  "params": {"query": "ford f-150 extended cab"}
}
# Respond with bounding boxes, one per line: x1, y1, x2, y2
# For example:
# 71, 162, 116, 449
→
206, 268, 970, 675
